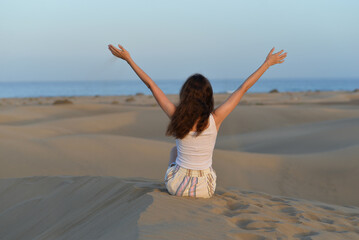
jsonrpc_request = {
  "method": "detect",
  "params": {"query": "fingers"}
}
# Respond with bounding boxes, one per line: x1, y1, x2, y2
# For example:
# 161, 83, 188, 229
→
110, 49, 118, 56
108, 45, 120, 56
108, 47, 118, 55
108, 44, 127, 59
279, 52, 287, 58
108, 44, 120, 52
108, 44, 117, 52
109, 45, 122, 54
265, 46, 287, 65
108, 44, 127, 57
269, 47, 275, 55
280, 53, 287, 61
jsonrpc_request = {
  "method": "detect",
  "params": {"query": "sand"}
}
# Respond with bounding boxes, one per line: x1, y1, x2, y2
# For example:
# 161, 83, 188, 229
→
0, 90, 359, 239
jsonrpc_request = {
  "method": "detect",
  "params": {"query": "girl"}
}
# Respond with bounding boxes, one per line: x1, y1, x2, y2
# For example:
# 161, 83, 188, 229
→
108, 44, 287, 198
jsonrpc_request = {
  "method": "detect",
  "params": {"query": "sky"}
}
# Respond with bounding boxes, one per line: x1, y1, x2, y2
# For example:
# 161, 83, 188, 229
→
1, 0, 359, 82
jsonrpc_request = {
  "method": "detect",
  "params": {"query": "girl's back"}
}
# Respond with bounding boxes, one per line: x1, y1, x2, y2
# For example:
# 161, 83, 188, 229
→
175, 113, 218, 170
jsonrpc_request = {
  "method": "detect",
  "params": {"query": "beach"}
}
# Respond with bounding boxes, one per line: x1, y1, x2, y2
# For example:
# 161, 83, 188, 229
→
1, 90, 359, 239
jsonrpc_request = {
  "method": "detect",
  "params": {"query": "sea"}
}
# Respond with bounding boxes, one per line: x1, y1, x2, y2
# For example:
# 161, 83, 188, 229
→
0, 78, 358, 98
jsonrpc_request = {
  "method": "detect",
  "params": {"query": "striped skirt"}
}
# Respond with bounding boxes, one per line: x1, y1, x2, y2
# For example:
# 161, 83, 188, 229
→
164, 163, 217, 198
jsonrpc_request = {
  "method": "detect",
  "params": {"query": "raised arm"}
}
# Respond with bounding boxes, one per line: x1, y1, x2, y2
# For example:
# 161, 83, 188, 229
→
213, 47, 287, 129
108, 44, 176, 118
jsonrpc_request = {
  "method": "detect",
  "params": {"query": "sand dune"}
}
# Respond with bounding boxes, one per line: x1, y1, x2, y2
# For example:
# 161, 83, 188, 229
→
1, 131, 359, 206
213, 145, 359, 206
1, 91, 359, 239
0, 176, 358, 239
0, 176, 153, 239
217, 117, 359, 154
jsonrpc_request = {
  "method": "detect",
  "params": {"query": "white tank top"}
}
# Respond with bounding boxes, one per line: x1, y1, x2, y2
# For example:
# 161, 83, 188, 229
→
175, 113, 218, 170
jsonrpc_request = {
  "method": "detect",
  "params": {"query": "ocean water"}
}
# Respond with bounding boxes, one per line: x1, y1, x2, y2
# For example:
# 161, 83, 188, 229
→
0, 78, 358, 98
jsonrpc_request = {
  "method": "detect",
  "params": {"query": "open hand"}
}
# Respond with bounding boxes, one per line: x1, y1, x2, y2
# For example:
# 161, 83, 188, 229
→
265, 47, 287, 67
108, 44, 131, 62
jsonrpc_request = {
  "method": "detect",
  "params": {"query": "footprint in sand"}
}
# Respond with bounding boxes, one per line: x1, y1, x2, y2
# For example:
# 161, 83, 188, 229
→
280, 206, 301, 216
235, 219, 255, 229
318, 218, 334, 224
316, 204, 335, 211
231, 218, 278, 232
215, 199, 252, 216
220, 191, 240, 200
293, 231, 319, 239
227, 232, 267, 240
227, 201, 250, 211
223, 209, 258, 217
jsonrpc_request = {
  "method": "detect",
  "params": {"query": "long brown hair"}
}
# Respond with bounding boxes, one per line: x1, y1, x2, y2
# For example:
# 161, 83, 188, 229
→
166, 73, 214, 139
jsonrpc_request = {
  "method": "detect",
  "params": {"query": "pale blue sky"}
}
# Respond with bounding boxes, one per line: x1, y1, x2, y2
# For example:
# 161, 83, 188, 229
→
1, 0, 358, 82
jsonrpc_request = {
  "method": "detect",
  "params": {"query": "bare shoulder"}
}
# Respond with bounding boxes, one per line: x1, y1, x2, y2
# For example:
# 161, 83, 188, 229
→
211, 112, 221, 132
